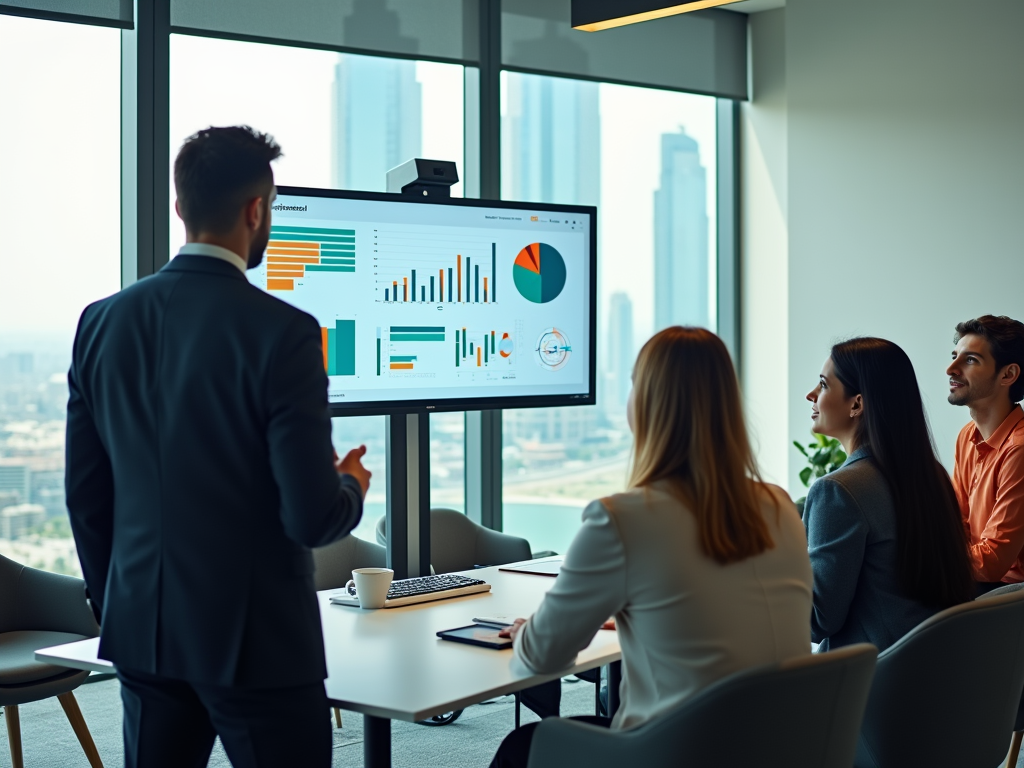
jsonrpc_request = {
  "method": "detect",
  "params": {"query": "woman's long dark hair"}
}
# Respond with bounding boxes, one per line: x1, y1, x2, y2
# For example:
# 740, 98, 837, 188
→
831, 337, 974, 608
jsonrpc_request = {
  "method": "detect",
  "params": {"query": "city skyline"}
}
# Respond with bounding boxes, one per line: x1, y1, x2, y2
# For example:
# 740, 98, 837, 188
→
654, 129, 710, 331
331, 55, 422, 191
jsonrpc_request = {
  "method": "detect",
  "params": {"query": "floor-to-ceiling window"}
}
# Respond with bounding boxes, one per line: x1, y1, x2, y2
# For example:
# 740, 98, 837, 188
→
169, 36, 468, 539
500, 72, 718, 554
0, 16, 122, 575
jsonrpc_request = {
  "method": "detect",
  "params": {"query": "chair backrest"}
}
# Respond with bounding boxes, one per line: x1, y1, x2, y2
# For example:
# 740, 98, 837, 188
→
375, 509, 533, 574
527, 644, 878, 768
0, 553, 98, 637
856, 587, 1024, 768
312, 535, 387, 591
977, 583, 1024, 733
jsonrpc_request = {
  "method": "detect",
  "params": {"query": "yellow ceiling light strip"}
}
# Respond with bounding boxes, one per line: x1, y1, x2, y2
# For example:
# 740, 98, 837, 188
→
573, 0, 746, 32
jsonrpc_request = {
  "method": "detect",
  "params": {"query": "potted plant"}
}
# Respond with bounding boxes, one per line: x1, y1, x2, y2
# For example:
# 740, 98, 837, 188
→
792, 435, 847, 516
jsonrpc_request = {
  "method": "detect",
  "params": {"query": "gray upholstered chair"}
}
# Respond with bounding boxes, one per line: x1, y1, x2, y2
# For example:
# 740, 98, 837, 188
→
855, 585, 1024, 768
311, 534, 387, 728
526, 643, 878, 768
0, 553, 103, 768
976, 583, 1024, 768
375, 508, 532, 573
312, 534, 387, 592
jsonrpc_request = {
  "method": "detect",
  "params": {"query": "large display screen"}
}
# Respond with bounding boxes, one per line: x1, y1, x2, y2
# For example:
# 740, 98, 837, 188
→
250, 187, 597, 415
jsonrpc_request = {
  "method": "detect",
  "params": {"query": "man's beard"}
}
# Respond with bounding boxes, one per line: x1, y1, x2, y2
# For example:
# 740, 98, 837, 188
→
948, 376, 997, 406
247, 226, 270, 269
948, 386, 969, 406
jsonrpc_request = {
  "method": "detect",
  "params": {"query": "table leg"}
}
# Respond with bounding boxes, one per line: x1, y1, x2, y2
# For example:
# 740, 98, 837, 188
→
363, 714, 391, 768
608, 661, 622, 719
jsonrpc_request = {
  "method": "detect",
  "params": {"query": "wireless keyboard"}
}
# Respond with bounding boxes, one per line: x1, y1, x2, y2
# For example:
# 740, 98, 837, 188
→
329, 573, 491, 608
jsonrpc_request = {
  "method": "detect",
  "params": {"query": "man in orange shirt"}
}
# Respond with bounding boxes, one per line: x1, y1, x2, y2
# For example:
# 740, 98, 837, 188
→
947, 315, 1024, 593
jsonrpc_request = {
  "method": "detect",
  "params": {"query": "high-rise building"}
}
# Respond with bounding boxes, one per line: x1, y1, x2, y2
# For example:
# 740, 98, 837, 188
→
331, 55, 422, 191
503, 74, 602, 440
653, 130, 708, 330
502, 75, 600, 207
606, 292, 634, 411
0, 462, 30, 505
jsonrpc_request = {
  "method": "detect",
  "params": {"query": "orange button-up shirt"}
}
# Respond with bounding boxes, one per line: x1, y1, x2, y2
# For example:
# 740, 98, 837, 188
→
953, 405, 1024, 583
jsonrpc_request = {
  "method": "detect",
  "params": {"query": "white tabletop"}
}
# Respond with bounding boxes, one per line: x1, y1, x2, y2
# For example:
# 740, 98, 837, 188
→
36, 560, 621, 723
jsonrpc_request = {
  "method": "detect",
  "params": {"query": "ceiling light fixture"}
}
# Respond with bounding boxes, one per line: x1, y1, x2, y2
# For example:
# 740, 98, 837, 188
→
571, 0, 746, 32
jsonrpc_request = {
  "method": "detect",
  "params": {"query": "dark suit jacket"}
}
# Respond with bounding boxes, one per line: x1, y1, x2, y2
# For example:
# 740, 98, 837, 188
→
65, 254, 362, 688
804, 447, 935, 653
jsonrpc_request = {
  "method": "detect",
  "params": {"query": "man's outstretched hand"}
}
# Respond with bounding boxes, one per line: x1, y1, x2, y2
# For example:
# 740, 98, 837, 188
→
336, 445, 371, 498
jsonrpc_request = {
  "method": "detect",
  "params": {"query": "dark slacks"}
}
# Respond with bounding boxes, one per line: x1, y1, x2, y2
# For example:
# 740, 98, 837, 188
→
118, 667, 331, 768
490, 715, 612, 768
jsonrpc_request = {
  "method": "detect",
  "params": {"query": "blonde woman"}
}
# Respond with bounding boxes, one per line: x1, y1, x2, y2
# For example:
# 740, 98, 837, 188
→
490, 327, 813, 768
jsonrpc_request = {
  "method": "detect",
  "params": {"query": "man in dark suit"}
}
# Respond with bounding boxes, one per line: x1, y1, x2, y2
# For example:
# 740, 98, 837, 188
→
65, 126, 370, 768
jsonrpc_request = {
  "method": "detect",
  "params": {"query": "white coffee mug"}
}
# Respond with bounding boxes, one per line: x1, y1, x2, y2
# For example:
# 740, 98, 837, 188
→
345, 567, 394, 609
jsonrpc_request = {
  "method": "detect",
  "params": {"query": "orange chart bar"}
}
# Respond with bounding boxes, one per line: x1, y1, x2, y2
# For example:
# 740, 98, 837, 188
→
484, 277, 489, 303
457, 255, 462, 302
477, 347, 482, 367
267, 278, 294, 291
320, 327, 329, 370
390, 363, 414, 370
267, 248, 319, 257
267, 255, 320, 264
269, 241, 321, 250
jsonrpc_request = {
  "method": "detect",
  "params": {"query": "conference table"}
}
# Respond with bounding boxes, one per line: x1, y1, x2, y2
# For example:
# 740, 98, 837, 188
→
35, 558, 623, 768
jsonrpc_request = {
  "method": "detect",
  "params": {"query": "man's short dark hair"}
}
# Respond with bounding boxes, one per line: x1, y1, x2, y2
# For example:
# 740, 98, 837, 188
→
955, 315, 1024, 403
173, 126, 282, 235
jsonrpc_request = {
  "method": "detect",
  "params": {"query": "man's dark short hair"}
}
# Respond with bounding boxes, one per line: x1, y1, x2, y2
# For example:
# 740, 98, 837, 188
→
173, 126, 282, 235
955, 315, 1024, 404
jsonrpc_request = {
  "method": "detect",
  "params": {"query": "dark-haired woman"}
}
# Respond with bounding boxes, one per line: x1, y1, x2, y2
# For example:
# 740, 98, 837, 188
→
804, 337, 975, 652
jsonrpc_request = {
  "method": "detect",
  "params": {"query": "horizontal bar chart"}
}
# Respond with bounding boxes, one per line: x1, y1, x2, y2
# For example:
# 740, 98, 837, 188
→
390, 326, 445, 342
266, 225, 356, 291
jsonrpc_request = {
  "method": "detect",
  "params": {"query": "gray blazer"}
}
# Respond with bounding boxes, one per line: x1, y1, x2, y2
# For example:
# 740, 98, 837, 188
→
804, 447, 935, 652
514, 482, 813, 730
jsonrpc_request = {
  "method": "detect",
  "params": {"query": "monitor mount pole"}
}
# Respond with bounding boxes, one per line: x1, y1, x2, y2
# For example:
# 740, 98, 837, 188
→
382, 159, 459, 579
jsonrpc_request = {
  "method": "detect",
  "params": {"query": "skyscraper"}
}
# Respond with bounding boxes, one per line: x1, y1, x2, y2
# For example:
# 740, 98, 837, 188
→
502, 75, 600, 206
606, 292, 634, 411
502, 74, 602, 441
653, 130, 708, 330
331, 55, 422, 191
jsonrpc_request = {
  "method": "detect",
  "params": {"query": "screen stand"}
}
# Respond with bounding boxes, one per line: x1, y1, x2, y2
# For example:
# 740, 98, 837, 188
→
385, 413, 431, 579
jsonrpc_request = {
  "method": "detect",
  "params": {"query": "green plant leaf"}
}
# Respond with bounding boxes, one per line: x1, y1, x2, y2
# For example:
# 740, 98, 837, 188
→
793, 441, 809, 458
799, 467, 813, 487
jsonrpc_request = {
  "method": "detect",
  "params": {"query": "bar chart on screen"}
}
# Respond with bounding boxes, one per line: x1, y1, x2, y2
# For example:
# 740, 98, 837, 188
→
320, 319, 357, 376
379, 325, 447, 379
265, 224, 356, 292
372, 226, 498, 305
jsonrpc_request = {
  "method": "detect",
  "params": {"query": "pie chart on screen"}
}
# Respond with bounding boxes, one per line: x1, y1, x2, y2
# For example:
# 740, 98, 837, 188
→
513, 243, 566, 304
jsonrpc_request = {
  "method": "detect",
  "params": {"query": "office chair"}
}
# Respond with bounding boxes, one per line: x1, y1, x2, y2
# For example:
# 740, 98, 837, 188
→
375, 508, 533, 573
311, 534, 387, 728
975, 583, 1024, 768
526, 644, 878, 768
855, 586, 1024, 768
0, 554, 103, 768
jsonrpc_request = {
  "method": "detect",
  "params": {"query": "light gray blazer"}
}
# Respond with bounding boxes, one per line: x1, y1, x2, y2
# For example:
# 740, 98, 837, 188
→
804, 447, 937, 652
513, 481, 813, 730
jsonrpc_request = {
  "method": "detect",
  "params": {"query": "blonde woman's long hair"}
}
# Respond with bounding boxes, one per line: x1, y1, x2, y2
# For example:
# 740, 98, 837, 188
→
627, 327, 775, 564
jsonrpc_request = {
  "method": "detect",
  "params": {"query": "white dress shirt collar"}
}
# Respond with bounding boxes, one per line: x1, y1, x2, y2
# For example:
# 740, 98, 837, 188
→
176, 242, 248, 274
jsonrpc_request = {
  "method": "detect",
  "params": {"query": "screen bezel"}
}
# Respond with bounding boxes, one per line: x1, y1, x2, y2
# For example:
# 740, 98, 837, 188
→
272, 185, 598, 418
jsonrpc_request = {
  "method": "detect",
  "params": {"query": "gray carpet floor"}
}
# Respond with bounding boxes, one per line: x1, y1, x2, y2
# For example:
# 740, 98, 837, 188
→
0, 675, 599, 768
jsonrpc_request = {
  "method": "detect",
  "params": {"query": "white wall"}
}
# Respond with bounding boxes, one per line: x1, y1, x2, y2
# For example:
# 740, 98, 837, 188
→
741, 8, 788, 486
742, 0, 1024, 494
